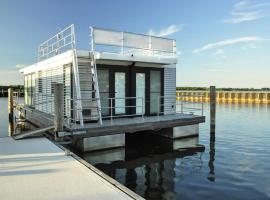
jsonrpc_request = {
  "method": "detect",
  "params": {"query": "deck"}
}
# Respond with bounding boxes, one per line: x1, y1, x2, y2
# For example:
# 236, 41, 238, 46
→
0, 137, 143, 200
20, 107, 205, 138
71, 113, 205, 138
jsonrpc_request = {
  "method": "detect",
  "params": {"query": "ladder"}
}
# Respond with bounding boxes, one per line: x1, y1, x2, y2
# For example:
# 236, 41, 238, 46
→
72, 49, 84, 127
90, 53, 103, 125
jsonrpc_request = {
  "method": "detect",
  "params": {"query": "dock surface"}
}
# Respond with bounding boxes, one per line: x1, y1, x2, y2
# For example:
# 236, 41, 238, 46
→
0, 137, 140, 200
73, 114, 205, 137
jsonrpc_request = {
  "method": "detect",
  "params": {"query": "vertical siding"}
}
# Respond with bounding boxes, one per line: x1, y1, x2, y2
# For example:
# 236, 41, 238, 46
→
164, 66, 176, 114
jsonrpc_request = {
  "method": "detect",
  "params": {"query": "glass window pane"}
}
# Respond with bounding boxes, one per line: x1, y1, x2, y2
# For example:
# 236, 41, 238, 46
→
136, 73, 145, 114
97, 69, 109, 115
115, 72, 126, 114
150, 70, 161, 113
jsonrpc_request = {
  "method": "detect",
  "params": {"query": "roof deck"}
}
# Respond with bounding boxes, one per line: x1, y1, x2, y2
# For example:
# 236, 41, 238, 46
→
20, 25, 177, 74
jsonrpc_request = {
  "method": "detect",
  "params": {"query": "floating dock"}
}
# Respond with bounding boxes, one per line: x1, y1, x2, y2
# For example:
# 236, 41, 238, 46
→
0, 137, 143, 200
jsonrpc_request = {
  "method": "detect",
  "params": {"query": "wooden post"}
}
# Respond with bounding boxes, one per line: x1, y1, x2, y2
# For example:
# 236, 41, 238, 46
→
8, 88, 14, 122
210, 86, 216, 134
53, 83, 64, 140
8, 88, 14, 137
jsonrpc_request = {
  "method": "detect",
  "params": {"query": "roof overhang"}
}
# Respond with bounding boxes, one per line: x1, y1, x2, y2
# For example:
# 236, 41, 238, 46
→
95, 51, 177, 65
19, 50, 74, 74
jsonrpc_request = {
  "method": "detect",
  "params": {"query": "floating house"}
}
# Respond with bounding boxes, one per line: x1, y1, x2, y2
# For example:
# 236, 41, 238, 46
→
19, 25, 205, 151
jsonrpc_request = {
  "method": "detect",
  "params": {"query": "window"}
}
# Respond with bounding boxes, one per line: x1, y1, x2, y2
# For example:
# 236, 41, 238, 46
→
150, 70, 161, 114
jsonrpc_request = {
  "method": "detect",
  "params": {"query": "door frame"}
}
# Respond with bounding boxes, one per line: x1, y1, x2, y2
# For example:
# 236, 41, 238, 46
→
130, 67, 164, 116
97, 64, 164, 117
97, 64, 130, 117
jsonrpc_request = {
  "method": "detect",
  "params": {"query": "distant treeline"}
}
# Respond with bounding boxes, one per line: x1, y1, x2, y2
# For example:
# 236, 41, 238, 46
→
0, 85, 24, 97
176, 87, 270, 91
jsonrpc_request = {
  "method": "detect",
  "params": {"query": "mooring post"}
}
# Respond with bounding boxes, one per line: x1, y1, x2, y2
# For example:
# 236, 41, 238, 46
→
8, 88, 14, 122
53, 83, 64, 140
210, 86, 216, 134
8, 88, 14, 137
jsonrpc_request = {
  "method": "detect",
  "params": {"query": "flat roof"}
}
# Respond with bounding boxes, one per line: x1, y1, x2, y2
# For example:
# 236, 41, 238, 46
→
20, 49, 177, 74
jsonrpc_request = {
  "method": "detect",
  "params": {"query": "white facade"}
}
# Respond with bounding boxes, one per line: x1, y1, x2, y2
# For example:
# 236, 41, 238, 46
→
20, 26, 178, 126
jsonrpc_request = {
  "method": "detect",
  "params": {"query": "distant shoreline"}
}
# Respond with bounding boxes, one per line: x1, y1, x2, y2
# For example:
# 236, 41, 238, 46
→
0, 85, 269, 98
176, 87, 270, 92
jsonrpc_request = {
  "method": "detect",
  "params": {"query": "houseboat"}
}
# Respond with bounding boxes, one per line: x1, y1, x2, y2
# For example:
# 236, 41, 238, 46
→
19, 25, 205, 151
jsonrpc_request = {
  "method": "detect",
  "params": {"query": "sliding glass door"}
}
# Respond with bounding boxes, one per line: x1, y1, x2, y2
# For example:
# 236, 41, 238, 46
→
150, 70, 161, 114
97, 69, 109, 115
136, 73, 145, 115
115, 72, 126, 114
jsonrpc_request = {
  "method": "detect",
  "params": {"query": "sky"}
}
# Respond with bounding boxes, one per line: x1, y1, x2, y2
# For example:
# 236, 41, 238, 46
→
0, 0, 269, 88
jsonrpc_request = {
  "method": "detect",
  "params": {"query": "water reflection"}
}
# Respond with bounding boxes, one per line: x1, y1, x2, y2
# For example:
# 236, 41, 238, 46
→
8, 118, 14, 137
208, 134, 215, 182
83, 130, 205, 199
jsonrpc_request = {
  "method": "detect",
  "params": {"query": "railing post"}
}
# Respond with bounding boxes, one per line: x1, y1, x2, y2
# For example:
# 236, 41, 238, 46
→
110, 98, 113, 124
53, 83, 64, 140
210, 86, 216, 134
121, 32, 124, 54
157, 96, 160, 120
141, 97, 144, 120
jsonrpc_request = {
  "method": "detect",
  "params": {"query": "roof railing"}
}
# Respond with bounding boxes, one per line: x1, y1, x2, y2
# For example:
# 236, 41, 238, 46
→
90, 27, 177, 58
38, 24, 76, 61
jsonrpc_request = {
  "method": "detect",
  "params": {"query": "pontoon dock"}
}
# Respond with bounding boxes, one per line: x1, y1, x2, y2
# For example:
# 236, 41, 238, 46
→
0, 137, 143, 200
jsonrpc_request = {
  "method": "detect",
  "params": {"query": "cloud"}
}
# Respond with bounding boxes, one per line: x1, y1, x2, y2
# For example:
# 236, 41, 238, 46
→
213, 49, 226, 57
234, 0, 270, 10
223, 0, 270, 24
241, 43, 258, 50
193, 36, 267, 54
147, 24, 184, 37
15, 64, 27, 69
224, 10, 265, 24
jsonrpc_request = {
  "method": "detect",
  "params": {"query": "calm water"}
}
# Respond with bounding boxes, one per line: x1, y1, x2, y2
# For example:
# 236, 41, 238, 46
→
1, 97, 270, 199
83, 103, 270, 200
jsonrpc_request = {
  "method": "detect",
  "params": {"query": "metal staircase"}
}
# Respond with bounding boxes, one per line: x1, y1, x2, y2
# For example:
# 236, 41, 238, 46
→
71, 26, 102, 126
90, 53, 102, 125
75, 53, 102, 125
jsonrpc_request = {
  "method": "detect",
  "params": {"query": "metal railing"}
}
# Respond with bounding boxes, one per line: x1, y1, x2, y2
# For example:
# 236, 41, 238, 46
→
90, 27, 177, 58
157, 95, 204, 117
65, 96, 144, 127
38, 24, 75, 61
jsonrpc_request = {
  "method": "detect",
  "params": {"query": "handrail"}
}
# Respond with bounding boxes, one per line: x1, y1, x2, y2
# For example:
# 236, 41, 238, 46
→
157, 96, 204, 117
38, 24, 75, 61
66, 96, 144, 126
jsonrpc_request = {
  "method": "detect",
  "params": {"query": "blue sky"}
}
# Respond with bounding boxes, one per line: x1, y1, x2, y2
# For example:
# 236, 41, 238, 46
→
0, 0, 269, 88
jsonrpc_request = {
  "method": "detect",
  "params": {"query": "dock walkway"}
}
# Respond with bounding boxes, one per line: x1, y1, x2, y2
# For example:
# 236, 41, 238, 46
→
0, 137, 142, 200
